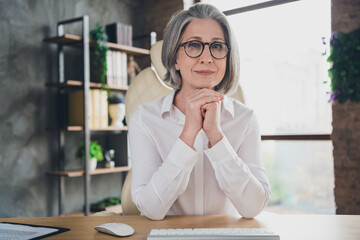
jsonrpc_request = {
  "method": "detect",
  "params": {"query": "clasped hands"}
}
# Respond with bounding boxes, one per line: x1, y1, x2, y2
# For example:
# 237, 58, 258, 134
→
180, 88, 224, 149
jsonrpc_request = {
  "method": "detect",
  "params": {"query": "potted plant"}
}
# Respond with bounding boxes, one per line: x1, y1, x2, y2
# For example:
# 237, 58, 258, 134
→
90, 23, 109, 89
91, 196, 121, 213
76, 141, 104, 171
108, 92, 126, 128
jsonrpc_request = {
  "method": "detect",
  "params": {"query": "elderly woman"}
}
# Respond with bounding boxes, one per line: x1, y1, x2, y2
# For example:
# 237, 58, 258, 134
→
129, 3, 271, 220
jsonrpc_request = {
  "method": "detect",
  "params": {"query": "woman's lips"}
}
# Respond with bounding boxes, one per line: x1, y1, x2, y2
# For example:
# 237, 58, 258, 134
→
195, 70, 215, 75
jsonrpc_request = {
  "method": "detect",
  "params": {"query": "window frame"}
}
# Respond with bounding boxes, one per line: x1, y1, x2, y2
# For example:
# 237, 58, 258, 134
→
221, 0, 331, 142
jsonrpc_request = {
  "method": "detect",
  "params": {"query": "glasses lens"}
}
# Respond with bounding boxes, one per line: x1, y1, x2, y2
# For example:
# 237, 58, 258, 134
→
210, 42, 228, 59
185, 41, 203, 57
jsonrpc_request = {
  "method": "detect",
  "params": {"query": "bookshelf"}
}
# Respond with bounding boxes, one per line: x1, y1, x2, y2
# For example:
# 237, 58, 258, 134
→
47, 166, 131, 178
65, 126, 128, 132
44, 16, 149, 216
45, 80, 129, 91
43, 33, 150, 55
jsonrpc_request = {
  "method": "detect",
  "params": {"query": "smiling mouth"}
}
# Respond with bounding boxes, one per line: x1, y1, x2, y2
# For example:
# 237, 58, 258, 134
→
195, 70, 215, 75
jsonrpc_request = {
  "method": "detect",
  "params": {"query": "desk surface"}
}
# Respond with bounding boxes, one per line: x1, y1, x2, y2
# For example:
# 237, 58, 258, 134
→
1, 213, 360, 239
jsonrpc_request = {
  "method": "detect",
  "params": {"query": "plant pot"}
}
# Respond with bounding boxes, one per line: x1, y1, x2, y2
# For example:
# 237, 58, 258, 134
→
90, 157, 97, 171
109, 103, 125, 128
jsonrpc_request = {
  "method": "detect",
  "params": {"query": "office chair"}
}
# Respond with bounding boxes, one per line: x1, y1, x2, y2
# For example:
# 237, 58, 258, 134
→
122, 40, 171, 215
121, 40, 245, 215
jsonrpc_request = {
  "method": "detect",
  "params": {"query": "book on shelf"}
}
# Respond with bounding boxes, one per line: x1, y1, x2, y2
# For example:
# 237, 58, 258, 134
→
68, 90, 91, 127
99, 90, 108, 128
121, 52, 128, 88
106, 50, 128, 88
127, 25, 133, 46
106, 51, 114, 87
68, 89, 108, 128
113, 51, 119, 88
106, 22, 133, 46
91, 89, 101, 128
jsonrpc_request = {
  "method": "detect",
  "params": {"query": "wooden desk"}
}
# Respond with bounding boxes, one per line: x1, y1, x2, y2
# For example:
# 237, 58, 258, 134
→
1, 213, 360, 239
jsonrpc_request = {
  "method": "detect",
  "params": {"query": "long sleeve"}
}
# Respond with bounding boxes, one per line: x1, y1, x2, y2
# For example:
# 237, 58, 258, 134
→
204, 113, 271, 218
129, 106, 200, 220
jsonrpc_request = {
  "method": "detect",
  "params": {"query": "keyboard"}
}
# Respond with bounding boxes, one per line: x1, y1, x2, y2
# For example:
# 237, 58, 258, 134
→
147, 228, 280, 240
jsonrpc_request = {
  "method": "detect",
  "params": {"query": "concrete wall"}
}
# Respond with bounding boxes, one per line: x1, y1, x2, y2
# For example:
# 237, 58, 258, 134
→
0, 0, 148, 217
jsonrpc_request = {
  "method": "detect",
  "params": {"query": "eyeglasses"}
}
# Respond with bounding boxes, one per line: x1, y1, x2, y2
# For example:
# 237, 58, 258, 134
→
179, 40, 230, 60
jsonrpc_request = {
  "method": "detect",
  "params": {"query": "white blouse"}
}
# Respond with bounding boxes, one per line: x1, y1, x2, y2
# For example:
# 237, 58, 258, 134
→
128, 91, 271, 220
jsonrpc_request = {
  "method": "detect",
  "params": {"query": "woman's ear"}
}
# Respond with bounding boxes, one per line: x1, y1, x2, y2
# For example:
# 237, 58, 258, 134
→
175, 62, 180, 71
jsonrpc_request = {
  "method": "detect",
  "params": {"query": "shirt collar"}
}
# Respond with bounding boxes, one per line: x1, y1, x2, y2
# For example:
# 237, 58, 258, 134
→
222, 95, 235, 119
160, 91, 176, 118
160, 91, 235, 119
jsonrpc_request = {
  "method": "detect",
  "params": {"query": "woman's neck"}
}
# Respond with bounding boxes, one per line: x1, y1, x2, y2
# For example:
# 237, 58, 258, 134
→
173, 89, 187, 114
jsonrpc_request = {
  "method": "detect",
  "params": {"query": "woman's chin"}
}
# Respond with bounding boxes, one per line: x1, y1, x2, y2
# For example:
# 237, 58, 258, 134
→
197, 84, 217, 90
193, 81, 218, 90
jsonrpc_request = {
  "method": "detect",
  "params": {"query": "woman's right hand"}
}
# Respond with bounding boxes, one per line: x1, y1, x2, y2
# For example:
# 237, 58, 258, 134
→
179, 89, 223, 148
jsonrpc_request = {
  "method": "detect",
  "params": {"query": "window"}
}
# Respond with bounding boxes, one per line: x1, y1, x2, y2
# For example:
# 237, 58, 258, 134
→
202, 0, 335, 214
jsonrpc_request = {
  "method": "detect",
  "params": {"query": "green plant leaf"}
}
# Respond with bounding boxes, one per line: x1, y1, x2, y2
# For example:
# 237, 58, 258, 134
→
90, 23, 109, 91
327, 27, 360, 103
76, 141, 103, 162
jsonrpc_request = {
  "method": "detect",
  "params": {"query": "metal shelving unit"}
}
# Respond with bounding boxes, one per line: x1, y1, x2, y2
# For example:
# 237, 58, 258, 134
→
56, 16, 91, 216
44, 16, 149, 216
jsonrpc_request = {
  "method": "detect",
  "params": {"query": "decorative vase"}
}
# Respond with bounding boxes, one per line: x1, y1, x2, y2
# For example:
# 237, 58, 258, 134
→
109, 103, 125, 128
90, 157, 97, 171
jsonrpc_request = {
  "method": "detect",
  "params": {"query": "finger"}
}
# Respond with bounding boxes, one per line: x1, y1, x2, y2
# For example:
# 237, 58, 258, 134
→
188, 96, 222, 110
188, 89, 223, 103
200, 106, 206, 118
196, 89, 224, 101
201, 88, 223, 100
202, 102, 218, 111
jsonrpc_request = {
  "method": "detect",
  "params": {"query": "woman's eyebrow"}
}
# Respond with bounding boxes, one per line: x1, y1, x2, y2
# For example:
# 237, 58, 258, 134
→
185, 36, 225, 42
185, 36, 202, 41
212, 37, 225, 41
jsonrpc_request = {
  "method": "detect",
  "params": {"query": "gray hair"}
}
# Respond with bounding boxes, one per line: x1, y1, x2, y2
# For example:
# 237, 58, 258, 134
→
161, 3, 240, 94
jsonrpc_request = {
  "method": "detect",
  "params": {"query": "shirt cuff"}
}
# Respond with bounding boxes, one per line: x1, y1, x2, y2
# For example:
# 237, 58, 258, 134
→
166, 138, 200, 171
204, 137, 239, 166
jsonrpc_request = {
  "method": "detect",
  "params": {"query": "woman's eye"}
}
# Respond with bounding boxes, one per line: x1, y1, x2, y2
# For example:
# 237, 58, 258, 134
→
212, 43, 223, 50
188, 42, 201, 48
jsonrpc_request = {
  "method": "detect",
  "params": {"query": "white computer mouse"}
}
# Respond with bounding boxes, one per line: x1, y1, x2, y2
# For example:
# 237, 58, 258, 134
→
94, 222, 135, 237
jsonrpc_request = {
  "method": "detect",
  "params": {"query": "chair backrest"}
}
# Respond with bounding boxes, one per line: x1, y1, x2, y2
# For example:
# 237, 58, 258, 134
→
122, 41, 171, 215
124, 68, 172, 124
121, 169, 140, 215
122, 40, 245, 215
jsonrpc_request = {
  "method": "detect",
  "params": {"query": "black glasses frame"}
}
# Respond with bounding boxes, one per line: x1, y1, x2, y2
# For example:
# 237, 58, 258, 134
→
179, 40, 230, 59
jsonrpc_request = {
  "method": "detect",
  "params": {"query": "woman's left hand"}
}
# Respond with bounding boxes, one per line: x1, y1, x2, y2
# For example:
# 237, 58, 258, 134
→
201, 101, 223, 147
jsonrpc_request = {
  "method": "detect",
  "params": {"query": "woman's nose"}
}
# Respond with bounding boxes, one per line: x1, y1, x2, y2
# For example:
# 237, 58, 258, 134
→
199, 45, 213, 63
